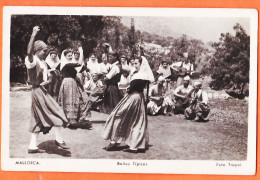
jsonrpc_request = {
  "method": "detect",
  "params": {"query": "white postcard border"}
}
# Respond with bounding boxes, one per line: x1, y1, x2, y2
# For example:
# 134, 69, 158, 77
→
1, 6, 258, 175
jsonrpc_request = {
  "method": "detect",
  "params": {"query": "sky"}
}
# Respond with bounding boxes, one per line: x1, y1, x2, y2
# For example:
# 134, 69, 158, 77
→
121, 16, 250, 43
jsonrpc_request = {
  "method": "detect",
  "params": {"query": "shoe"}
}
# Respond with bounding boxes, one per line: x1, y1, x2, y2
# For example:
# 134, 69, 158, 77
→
104, 143, 119, 151
138, 149, 146, 153
123, 148, 138, 154
66, 122, 78, 130
79, 120, 93, 129
55, 140, 70, 149
28, 148, 46, 154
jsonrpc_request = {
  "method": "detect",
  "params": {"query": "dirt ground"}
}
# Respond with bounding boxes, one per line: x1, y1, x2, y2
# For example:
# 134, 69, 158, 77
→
9, 90, 248, 160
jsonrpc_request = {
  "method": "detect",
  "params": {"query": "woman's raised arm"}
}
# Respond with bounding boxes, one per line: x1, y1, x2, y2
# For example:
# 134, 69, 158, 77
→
27, 26, 40, 62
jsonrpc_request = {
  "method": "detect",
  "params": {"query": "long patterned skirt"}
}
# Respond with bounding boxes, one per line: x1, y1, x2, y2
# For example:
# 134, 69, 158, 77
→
58, 78, 91, 124
103, 92, 148, 150
29, 87, 68, 134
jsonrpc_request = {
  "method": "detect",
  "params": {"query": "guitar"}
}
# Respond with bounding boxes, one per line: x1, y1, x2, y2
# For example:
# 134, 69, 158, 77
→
171, 66, 189, 76
174, 88, 195, 105
171, 59, 195, 77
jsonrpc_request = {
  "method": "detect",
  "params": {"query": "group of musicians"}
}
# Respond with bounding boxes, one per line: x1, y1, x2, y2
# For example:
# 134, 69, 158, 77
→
147, 53, 210, 122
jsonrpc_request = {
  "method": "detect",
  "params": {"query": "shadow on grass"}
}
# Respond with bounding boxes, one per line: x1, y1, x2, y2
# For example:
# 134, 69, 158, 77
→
102, 144, 153, 152
102, 144, 129, 152
38, 140, 71, 157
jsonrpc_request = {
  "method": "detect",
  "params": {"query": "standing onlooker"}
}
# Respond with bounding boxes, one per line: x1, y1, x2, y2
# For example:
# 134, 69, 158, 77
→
100, 53, 112, 75
157, 60, 175, 81
45, 50, 62, 101
171, 52, 194, 87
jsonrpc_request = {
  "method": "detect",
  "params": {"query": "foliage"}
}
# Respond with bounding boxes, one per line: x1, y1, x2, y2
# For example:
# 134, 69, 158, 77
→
208, 23, 249, 97
10, 15, 121, 59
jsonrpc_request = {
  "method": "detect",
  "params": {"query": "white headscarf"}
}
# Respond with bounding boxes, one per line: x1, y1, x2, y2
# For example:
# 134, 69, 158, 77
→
71, 47, 85, 73
60, 49, 73, 70
45, 52, 60, 70
72, 47, 84, 65
131, 56, 154, 83
157, 62, 171, 78
87, 56, 101, 75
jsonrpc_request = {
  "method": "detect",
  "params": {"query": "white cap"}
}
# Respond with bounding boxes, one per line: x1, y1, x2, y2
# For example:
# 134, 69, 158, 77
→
194, 81, 202, 87
194, 81, 201, 86
183, 76, 190, 81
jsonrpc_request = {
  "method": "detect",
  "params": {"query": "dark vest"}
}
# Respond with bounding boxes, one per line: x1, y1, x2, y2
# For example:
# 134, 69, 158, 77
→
106, 65, 122, 86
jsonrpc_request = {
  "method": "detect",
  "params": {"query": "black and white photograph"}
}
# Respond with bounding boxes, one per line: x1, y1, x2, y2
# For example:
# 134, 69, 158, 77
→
1, 7, 258, 174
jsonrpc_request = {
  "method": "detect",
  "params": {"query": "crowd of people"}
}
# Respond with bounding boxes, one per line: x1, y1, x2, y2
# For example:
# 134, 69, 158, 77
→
24, 26, 210, 154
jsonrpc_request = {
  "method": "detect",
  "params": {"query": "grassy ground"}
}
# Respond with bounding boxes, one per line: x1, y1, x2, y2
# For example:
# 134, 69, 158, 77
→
9, 91, 248, 160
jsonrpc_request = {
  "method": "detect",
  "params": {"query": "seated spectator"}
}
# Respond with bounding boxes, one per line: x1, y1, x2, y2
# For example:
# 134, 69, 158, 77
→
173, 75, 193, 114
147, 76, 173, 116
87, 53, 102, 75
84, 73, 104, 111
184, 81, 210, 121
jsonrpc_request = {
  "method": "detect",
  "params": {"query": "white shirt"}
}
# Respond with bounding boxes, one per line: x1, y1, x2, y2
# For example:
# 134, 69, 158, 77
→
174, 85, 193, 96
87, 59, 101, 75
84, 80, 103, 91
129, 64, 136, 74
171, 61, 194, 73
100, 62, 112, 74
118, 74, 130, 85
106, 62, 120, 79
192, 89, 208, 104
25, 55, 48, 82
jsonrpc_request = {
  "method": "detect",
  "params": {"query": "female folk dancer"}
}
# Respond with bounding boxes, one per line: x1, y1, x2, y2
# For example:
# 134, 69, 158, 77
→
103, 56, 154, 153
58, 50, 92, 129
26, 26, 69, 153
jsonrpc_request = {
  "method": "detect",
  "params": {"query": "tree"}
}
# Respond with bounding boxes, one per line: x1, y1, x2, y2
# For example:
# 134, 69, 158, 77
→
208, 23, 249, 98
115, 24, 120, 51
128, 18, 137, 56
10, 15, 121, 81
